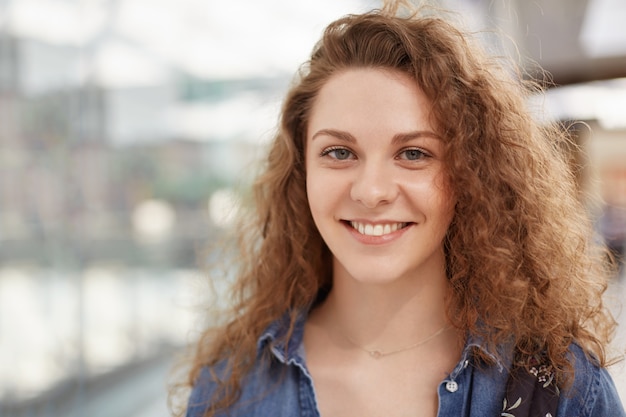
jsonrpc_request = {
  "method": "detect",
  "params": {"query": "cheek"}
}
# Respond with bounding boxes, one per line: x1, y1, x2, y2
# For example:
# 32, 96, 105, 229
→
306, 168, 349, 231
306, 180, 330, 242
305, 167, 326, 220
307, 171, 330, 210
405, 173, 455, 224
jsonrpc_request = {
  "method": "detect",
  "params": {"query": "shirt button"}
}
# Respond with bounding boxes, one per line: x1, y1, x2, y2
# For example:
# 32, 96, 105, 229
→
463, 360, 469, 369
445, 381, 458, 393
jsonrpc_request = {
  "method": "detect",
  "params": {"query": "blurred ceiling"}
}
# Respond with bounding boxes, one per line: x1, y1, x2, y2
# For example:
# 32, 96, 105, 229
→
1, 0, 624, 86
494, 0, 626, 85
0, 0, 375, 83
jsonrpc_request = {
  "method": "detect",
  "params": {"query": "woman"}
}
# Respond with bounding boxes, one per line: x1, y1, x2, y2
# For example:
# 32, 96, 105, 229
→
180, 1, 624, 416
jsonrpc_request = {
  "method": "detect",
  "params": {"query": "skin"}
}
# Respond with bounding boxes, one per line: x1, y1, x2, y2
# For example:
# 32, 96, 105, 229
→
303, 68, 462, 417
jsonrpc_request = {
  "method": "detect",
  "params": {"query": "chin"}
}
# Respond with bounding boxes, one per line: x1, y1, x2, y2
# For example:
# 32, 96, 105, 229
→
341, 265, 408, 286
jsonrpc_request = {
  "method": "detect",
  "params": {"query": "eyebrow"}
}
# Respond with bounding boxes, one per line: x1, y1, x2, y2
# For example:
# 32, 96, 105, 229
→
310, 128, 441, 144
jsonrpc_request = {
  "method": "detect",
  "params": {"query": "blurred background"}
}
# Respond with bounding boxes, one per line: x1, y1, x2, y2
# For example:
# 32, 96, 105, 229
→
0, 0, 625, 416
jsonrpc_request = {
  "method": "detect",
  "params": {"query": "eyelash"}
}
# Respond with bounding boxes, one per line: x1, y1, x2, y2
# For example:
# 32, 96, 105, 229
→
319, 146, 431, 161
398, 148, 430, 161
320, 146, 354, 160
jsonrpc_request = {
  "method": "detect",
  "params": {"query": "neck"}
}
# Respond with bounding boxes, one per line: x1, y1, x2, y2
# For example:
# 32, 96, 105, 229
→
311, 257, 452, 351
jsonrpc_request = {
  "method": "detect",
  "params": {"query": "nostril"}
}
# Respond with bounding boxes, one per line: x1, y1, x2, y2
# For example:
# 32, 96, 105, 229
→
349, 177, 398, 208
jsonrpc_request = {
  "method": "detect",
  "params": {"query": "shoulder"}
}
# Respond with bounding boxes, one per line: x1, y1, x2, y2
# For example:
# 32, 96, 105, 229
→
558, 343, 625, 417
186, 363, 226, 417
186, 311, 310, 416
186, 355, 304, 417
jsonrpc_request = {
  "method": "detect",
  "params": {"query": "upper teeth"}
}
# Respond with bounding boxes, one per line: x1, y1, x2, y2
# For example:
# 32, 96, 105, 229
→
350, 221, 406, 236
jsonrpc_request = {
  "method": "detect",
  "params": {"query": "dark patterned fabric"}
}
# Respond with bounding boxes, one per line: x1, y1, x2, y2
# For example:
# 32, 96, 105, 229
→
501, 354, 560, 417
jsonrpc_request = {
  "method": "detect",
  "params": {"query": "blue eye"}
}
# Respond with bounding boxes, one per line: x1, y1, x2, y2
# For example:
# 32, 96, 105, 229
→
322, 147, 354, 160
400, 149, 427, 161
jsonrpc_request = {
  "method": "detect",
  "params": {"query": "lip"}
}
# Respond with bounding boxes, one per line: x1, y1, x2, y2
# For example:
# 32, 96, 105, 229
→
342, 219, 413, 244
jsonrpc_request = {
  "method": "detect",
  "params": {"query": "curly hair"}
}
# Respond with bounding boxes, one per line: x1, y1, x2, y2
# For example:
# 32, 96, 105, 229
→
176, 2, 617, 415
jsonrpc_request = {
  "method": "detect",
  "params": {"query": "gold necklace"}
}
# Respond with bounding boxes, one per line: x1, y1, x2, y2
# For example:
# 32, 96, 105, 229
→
345, 325, 452, 359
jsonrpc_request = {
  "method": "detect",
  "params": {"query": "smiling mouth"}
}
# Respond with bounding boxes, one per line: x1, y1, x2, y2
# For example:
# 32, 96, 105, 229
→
348, 221, 410, 237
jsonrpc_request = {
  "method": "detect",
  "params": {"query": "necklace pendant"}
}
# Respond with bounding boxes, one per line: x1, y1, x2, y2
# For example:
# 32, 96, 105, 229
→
369, 350, 382, 359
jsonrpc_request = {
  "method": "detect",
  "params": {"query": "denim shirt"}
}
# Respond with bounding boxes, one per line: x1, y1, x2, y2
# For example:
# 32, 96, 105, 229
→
187, 313, 625, 417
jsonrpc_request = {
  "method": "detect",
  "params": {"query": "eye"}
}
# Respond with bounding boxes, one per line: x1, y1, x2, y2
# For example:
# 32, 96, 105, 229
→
321, 147, 355, 160
398, 148, 428, 161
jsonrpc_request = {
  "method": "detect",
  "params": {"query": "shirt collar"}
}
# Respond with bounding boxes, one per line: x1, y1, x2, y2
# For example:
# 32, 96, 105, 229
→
257, 310, 512, 372
257, 310, 307, 364
456, 333, 512, 376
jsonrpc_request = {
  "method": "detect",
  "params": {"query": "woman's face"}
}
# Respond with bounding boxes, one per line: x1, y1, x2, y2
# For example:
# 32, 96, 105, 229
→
305, 68, 455, 286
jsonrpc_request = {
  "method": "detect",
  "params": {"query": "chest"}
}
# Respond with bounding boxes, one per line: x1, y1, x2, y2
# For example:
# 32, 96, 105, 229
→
307, 355, 456, 417
231, 355, 506, 417
313, 377, 438, 417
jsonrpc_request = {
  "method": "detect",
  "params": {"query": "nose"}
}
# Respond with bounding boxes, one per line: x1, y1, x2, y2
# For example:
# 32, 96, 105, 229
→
349, 161, 398, 208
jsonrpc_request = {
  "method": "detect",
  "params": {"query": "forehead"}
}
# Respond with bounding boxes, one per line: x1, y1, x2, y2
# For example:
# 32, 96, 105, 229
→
307, 68, 436, 139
